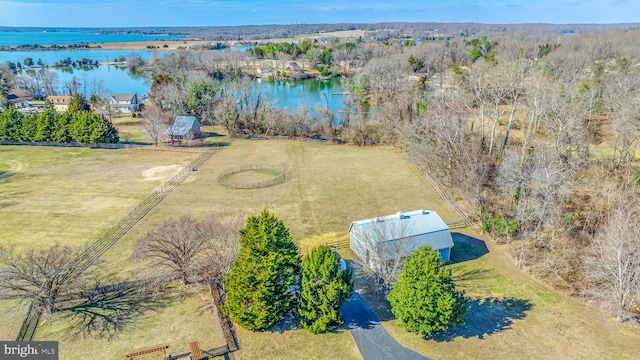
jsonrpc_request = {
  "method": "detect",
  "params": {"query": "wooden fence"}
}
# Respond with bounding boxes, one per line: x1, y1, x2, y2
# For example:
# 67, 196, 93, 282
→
238, 134, 344, 144
15, 144, 226, 341
217, 164, 286, 189
405, 152, 474, 228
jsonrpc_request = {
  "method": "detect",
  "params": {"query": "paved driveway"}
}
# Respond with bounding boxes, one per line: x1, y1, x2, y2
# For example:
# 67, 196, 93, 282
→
340, 293, 432, 360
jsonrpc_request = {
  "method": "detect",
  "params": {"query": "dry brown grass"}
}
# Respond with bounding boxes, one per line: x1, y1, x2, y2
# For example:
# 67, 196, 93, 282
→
5, 138, 635, 359
360, 229, 640, 360
0, 145, 200, 251
35, 286, 225, 360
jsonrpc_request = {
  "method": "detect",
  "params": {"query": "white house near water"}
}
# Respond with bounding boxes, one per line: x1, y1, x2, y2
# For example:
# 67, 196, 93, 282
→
349, 209, 454, 269
109, 93, 139, 113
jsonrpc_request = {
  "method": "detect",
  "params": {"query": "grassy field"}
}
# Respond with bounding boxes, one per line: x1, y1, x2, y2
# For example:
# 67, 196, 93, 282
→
36, 286, 226, 359
0, 145, 199, 251
0, 138, 453, 358
3, 137, 639, 359
357, 230, 640, 360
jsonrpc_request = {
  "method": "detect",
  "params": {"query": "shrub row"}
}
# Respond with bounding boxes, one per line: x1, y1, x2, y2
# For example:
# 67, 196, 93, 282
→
0, 107, 119, 144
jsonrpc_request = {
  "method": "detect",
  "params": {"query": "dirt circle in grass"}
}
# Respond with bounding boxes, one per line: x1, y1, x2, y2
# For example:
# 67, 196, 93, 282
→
218, 166, 286, 189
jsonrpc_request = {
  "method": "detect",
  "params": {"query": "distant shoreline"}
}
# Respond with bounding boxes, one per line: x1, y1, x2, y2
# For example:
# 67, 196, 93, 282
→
0, 39, 216, 52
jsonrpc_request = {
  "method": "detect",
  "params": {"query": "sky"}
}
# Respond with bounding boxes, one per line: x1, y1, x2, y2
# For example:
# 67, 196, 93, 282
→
0, 0, 639, 28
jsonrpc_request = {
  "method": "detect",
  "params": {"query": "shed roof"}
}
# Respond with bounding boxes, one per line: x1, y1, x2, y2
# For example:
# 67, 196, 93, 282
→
164, 115, 201, 136
349, 209, 452, 247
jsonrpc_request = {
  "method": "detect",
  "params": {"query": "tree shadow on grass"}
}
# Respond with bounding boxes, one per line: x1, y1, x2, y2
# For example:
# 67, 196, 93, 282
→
448, 232, 489, 264
58, 280, 173, 339
427, 297, 533, 342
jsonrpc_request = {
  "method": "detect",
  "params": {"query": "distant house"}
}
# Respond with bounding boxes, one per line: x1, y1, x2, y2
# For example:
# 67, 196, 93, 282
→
46, 96, 72, 112
349, 209, 454, 270
256, 67, 272, 74
7, 90, 33, 109
164, 115, 201, 140
286, 62, 302, 72
109, 92, 139, 113
339, 60, 357, 70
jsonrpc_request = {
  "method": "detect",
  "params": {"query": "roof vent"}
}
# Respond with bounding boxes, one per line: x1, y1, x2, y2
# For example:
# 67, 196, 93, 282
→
397, 211, 405, 219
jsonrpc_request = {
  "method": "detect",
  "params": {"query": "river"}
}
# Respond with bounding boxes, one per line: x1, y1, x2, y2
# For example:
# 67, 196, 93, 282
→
0, 31, 185, 47
14, 66, 348, 114
1, 30, 345, 113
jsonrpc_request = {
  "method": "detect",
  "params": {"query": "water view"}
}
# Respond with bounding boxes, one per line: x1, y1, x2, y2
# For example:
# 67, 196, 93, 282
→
15, 66, 347, 113
0, 49, 157, 65
0, 31, 185, 47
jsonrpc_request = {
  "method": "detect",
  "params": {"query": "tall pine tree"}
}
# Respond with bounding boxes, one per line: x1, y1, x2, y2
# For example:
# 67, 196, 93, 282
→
223, 210, 300, 330
387, 245, 468, 336
297, 246, 352, 333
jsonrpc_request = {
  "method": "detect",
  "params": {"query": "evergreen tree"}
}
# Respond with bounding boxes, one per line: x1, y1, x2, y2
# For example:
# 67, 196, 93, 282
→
67, 93, 91, 113
69, 112, 118, 144
297, 246, 352, 334
387, 245, 468, 336
18, 113, 37, 142
0, 107, 20, 141
223, 210, 301, 330
34, 109, 55, 142
51, 112, 72, 143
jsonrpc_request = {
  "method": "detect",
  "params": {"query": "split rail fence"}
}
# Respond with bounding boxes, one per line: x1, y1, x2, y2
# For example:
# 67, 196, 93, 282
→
16, 144, 226, 341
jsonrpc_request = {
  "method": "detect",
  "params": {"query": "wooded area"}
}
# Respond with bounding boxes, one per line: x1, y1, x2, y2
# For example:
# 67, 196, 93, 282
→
143, 26, 640, 320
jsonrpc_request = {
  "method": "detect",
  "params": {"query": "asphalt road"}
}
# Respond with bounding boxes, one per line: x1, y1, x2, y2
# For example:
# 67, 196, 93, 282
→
340, 293, 432, 360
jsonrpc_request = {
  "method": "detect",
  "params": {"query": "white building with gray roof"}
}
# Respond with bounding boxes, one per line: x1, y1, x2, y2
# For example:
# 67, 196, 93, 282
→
349, 209, 454, 270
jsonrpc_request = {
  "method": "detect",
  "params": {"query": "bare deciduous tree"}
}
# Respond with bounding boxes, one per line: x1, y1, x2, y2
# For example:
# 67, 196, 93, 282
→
141, 103, 171, 145
352, 217, 414, 293
132, 215, 244, 286
583, 209, 640, 321
196, 214, 245, 286
0, 244, 97, 318
133, 217, 208, 285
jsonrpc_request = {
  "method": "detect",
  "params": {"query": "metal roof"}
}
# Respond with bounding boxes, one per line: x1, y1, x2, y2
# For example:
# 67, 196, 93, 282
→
164, 115, 201, 136
349, 209, 452, 245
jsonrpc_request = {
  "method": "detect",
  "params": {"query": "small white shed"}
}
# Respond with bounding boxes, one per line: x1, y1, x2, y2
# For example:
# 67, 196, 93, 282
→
349, 209, 454, 269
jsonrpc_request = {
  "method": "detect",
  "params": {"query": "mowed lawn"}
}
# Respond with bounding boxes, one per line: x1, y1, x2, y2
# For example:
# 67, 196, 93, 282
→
0, 139, 454, 359
0, 145, 200, 341
362, 230, 640, 360
0, 145, 200, 251
94, 138, 457, 360
4, 139, 636, 359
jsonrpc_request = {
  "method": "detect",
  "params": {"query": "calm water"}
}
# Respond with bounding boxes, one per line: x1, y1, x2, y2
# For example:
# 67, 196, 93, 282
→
0, 49, 157, 65
16, 66, 347, 113
263, 77, 347, 114
0, 47, 248, 66
0, 31, 185, 47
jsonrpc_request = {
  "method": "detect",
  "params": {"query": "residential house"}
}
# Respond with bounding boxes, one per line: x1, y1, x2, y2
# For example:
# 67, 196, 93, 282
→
286, 62, 302, 72
349, 209, 454, 270
339, 60, 357, 70
163, 115, 201, 141
109, 92, 139, 113
7, 89, 33, 109
46, 96, 72, 112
